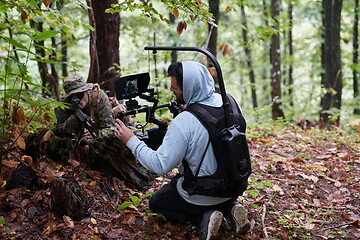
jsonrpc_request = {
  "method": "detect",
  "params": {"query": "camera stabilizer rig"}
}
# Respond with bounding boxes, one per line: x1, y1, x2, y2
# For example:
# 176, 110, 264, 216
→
114, 72, 181, 150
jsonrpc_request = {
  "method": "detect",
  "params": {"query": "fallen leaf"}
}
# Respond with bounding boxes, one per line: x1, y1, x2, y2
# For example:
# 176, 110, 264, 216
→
304, 222, 315, 230
313, 199, 321, 207
305, 189, 313, 195
2, 160, 20, 168
272, 184, 284, 195
22, 155, 33, 166
12, 106, 26, 125
334, 181, 342, 187
68, 159, 81, 168
63, 215, 74, 228
42, 130, 53, 142
14, 126, 26, 149
90, 218, 97, 225
291, 157, 304, 163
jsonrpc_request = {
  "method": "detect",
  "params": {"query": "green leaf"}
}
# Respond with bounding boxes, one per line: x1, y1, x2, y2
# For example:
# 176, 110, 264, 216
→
0, 216, 5, 224
30, 58, 57, 64
4, 37, 27, 50
116, 202, 132, 211
249, 203, 261, 210
33, 30, 60, 41
129, 196, 140, 207
27, 0, 39, 9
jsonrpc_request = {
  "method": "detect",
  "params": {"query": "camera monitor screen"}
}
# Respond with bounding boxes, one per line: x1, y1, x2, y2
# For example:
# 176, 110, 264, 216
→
114, 72, 150, 100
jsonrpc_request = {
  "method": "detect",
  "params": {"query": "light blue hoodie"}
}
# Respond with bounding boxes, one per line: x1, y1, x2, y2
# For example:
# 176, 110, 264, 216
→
126, 61, 231, 205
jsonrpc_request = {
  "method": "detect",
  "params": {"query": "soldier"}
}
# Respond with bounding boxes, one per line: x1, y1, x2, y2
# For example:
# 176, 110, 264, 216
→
55, 76, 114, 141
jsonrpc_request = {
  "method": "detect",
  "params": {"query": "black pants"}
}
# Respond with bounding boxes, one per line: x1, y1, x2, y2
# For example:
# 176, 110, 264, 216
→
148, 179, 237, 226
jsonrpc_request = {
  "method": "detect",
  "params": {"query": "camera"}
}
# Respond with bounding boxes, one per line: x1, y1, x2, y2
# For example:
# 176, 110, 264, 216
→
114, 72, 181, 150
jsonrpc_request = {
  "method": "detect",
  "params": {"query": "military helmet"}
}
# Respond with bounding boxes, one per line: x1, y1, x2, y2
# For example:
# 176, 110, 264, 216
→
62, 76, 93, 100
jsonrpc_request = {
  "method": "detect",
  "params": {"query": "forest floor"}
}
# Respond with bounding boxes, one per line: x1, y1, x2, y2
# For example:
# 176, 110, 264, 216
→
0, 121, 359, 240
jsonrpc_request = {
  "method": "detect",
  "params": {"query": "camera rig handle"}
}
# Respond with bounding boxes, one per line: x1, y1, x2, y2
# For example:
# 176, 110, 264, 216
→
117, 100, 180, 130
144, 46, 233, 128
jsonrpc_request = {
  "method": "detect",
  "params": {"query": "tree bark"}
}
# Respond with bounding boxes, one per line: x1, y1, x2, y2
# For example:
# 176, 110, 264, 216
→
353, 0, 360, 114
208, 0, 219, 57
61, 35, 68, 78
262, 0, 271, 104
321, 0, 343, 125
87, 0, 120, 90
50, 33, 60, 101
208, 0, 220, 92
29, 20, 52, 98
270, 0, 285, 119
240, 4, 257, 109
170, 12, 178, 64
287, 1, 294, 106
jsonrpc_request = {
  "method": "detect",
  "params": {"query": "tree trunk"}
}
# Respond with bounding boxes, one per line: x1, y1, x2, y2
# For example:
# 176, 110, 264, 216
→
270, 0, 285, 119
321, 0, 343, 125
87, 0, 120, 91
170, 12, 178, 64
29, 20, 52, 98
262, 0, 271, 105
354, 0, 360, 114
50, 33, 60, 101
287, 1, 294, 107
208, 0, 219, 57
61, 35, 68, 78
208, 0, 220, 92
240, 4, 258, 109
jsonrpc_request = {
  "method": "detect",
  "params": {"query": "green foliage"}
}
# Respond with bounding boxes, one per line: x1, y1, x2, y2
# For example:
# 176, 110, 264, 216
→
107, 0, 213, 25
0, 0, 92, 140
116, 191, 154, 211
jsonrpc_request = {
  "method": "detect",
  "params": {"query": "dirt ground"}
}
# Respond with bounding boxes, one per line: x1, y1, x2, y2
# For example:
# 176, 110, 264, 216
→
0, 123, 359, 240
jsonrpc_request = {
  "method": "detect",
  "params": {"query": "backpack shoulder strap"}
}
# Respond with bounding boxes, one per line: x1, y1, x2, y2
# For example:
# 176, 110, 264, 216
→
185, 103, 220, 129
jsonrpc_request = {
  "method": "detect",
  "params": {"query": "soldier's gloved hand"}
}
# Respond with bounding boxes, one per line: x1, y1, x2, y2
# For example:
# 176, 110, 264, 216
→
83, 128, 95, 141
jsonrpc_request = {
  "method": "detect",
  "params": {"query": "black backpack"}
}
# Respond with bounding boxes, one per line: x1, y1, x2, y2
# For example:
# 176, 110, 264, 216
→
182, 94, 252, 198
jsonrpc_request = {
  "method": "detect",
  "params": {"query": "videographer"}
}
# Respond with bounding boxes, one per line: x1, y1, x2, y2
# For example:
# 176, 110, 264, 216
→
55, 76, 114, 140
115, 61, 250, 240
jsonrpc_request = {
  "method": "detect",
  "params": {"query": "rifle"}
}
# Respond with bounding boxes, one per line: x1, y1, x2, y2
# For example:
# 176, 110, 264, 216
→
70, 97, 96, 148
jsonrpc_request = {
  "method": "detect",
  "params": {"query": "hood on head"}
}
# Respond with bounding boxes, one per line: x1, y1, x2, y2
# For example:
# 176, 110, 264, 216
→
182, 61, 215, 105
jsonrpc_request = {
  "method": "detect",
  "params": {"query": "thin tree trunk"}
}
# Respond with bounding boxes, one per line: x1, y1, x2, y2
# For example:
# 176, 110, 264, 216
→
262, 0, 271, 104
169, 12, 178, 64
240, 4, 258, 109
61, 35, 68, 78
88, 0, 120, 87
353, 0, 360, 114
288, 1, 294, 106
30, 20, 52, 97
208, 0, 219, 57
270, 0, 285, 119
208, 0, 220, 92
321, 0, 343, 125
50, 32, 60, 100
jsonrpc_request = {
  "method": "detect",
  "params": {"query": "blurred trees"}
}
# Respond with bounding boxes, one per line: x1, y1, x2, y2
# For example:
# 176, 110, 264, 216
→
0, 0, 359, 136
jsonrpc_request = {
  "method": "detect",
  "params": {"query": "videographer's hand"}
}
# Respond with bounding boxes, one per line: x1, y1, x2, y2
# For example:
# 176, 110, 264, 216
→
115, 119, 134, 144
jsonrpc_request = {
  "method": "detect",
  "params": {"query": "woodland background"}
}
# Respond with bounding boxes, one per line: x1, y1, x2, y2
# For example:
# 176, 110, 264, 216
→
0, 0, 359, 240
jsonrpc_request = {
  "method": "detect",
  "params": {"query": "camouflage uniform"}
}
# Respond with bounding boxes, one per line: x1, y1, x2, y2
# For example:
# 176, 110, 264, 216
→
56, 76, 114, 140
